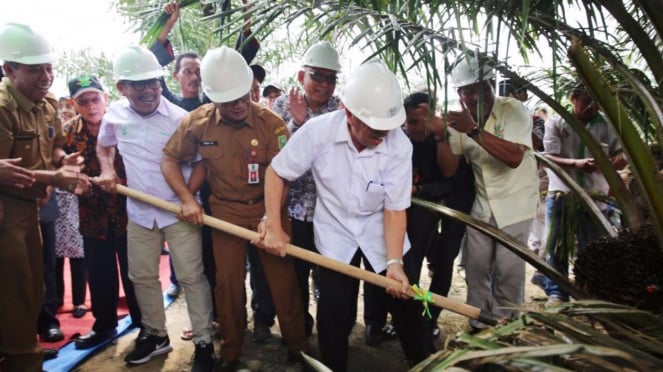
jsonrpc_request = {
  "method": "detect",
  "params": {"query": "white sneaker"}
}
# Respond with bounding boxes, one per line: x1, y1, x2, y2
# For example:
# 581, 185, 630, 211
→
545, 295, 565, 308
166, 283, 181, 297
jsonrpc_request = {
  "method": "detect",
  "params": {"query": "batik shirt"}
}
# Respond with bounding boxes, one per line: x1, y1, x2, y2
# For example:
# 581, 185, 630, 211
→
63, 116, 128, 239
271, 94, 341, 222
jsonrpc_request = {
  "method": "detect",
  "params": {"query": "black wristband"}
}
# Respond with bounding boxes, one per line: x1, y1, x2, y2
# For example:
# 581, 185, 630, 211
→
467, 126, 481, 138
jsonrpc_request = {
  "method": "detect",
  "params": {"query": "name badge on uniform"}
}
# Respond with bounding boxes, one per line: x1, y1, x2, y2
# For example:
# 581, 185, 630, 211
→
200, 140, 218, 146
248, 163, 259, 184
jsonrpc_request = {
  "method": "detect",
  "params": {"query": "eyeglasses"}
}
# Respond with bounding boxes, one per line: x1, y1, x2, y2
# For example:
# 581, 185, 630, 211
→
305, 70, 338, 84
125, 79, 162, 91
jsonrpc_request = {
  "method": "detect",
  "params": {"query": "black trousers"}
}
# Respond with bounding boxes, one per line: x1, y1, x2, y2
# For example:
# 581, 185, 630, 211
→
425, 213, 467, 322
83, 225, 141, 333
318, 250, 435, 372
363, 205, 438, 328
37, 220, 60, 333
56, 257, 87, 307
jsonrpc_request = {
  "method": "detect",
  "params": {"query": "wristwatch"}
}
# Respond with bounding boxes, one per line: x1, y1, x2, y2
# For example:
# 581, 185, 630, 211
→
386, 258, 404, 266
467, 126, 481, 138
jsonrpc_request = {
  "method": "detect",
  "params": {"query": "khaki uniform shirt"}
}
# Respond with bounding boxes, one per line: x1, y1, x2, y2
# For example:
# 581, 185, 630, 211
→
164, 102, 289, 207
0, 77, 64, 199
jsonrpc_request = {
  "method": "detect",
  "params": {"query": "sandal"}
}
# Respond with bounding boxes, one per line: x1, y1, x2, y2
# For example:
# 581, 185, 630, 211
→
180, 326, 193, 341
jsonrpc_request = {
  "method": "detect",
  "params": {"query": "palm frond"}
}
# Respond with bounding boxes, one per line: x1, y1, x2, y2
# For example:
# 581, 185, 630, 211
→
413, 301, 663, 371
412, 198, 586, 300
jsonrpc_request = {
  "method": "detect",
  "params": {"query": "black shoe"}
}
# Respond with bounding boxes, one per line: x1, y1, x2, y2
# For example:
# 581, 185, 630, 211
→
251, 323, 272, 343
365, 324, 383, 346
382, 323, 398, 339
431, 325, 441, 338
124, 329, 172, 365
42, 348, 58, 361
192, 341, 215, 372
72, 305, 88, 319
75, 329, 117, 349
39, 327, 64, 343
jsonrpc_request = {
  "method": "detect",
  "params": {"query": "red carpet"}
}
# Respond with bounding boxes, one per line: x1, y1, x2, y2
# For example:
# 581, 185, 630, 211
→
39, 254, 172, 350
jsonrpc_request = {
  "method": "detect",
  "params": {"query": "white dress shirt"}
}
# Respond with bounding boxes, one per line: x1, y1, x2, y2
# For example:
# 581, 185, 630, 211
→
98, 97, 191, 229
271, 109, 412, 273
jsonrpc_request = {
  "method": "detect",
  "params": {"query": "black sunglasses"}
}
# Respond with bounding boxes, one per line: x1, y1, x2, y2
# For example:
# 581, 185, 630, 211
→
125, 79, 162, 91
305, 70, 338, 84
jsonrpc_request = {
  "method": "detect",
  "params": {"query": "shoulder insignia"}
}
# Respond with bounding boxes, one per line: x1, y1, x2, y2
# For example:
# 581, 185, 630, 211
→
278, 134, 287, 149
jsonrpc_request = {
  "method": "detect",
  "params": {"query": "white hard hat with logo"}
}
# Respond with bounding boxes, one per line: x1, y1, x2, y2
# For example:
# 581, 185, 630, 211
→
0, 23, 56, 65
450, 55, 495, 88
341, 61, 405, 131
201, 46, 253, 103
302, 41, 342, 72
113, 45, 164, 81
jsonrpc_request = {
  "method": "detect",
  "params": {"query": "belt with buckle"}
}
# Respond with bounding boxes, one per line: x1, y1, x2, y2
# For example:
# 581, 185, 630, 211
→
214, 195, 264, 205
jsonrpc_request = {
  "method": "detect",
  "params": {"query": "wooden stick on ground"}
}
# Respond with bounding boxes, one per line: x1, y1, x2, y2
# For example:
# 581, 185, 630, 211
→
113, 183, 502, 326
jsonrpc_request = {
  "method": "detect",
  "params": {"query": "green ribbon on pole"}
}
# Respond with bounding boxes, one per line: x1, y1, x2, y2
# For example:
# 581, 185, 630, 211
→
411, 284, 434, 319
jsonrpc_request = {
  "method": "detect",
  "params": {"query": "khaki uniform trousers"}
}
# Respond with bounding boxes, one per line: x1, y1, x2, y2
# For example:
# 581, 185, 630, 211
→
210, 200, 307, 362
0, 195, 44, 372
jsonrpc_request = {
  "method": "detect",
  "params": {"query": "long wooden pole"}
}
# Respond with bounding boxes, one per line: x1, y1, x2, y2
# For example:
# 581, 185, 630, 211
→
114, 184, 501, 326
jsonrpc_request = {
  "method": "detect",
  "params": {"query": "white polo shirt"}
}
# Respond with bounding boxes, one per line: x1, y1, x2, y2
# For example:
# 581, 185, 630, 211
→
98, 97, 191, 229
271, 109, 412, 273
449, 96, 538, 229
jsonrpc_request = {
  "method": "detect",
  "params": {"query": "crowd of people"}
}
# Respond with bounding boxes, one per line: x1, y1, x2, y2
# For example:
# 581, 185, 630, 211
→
0, 5, 627, 372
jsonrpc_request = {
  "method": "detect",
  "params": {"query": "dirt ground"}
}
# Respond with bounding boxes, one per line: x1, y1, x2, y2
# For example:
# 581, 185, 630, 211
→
72, 260, 546, 372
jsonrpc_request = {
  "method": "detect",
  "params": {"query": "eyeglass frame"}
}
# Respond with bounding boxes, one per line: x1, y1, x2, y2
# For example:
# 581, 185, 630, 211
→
304, 69, 338, 84
122, 78, 163, 92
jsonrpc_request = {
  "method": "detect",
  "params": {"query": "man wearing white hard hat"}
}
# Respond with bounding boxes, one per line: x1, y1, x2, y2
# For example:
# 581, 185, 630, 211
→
269, 40, 343, 340
0, 22, 89, 372
162, 46, 308, 371
257, 61, 435, 372
96, 45, 214, 371
435, 55, 538, 331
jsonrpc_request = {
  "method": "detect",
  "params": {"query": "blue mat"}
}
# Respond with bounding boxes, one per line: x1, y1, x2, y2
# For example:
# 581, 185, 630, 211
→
43, 292, 176, 372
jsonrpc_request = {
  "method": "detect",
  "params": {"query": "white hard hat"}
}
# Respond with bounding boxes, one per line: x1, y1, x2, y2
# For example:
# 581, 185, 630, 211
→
113, 45, 164, 81
0, 23, 56, 65
450, 56, 495, 88
341, 61, 405, 131
201, 46, 253, 103
302, 41, 342, 72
